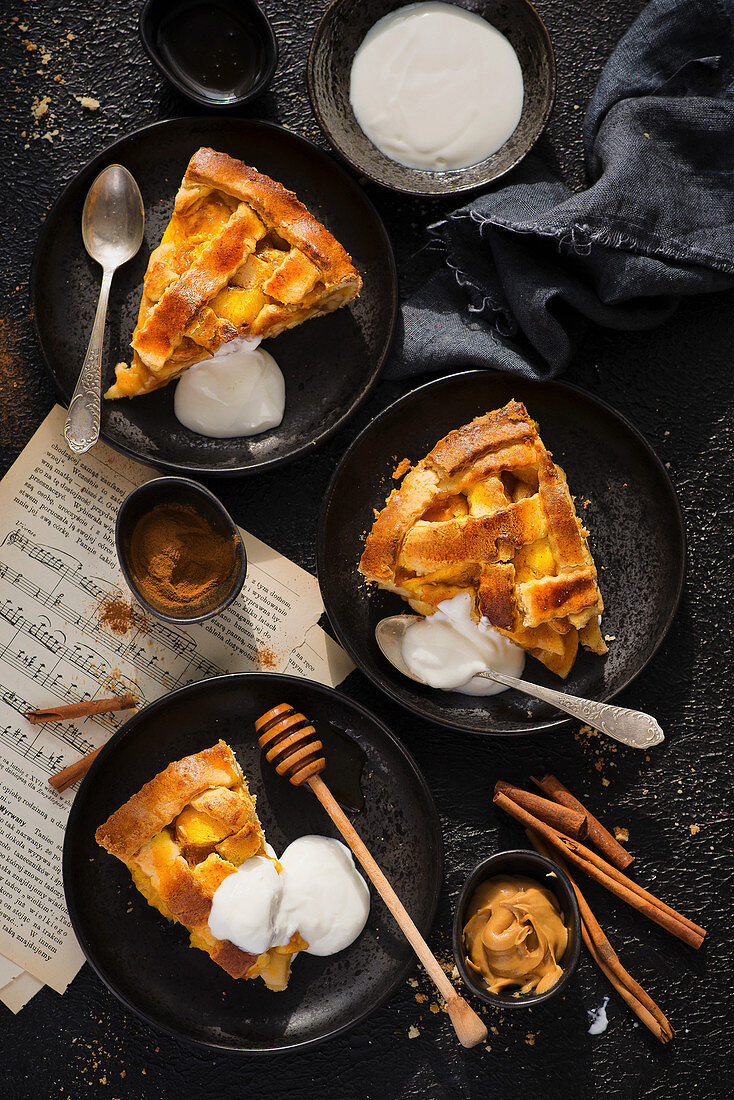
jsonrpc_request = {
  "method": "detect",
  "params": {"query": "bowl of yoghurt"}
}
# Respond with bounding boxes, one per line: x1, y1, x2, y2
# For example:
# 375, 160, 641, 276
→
307, 0, 556, 195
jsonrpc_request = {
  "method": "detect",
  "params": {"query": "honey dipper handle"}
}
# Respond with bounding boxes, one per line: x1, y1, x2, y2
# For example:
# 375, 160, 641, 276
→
307, 774, 487, 1049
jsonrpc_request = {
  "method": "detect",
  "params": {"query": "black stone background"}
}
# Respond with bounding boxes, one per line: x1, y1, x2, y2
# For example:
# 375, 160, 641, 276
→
1, 1, 732, 1097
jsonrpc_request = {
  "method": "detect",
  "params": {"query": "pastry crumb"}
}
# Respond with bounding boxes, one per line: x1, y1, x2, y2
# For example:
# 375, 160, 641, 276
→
407, 1025, 420, 1039
407, 977, 418, 988
31, 94, 50, 119
429, 1002, 440, 1014
690, 824, 700, 835
604, 634, 616, 642
392, 458, 411, 480
525, 1033, 535, 1046
601, 777, 610, 787
613, 826, 629, 842
74, 94, 100, 110
415, 992, 427, 1003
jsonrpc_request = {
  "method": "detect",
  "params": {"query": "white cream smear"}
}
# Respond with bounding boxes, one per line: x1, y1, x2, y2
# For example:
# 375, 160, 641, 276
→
174, 336, 285, 438
587, 995, 610, 1035
349, 2, 524, 171
208, 836, 370, 957
401, 592, 525, 695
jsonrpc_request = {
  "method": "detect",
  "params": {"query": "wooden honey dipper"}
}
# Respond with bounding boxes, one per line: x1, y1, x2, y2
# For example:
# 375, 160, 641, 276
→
255, 703, 488, 1049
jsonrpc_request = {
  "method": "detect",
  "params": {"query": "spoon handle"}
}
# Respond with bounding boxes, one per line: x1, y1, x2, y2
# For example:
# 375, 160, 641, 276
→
478, 670, 664, 749
64, 268, 113, 455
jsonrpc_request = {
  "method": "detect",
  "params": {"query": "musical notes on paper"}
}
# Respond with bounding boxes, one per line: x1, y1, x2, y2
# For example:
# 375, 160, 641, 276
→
0, 406, 341, 999
0, 723, 65, 778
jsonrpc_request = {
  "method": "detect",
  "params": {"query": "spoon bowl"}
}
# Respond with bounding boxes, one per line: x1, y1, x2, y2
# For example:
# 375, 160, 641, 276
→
375, 614, 664, 750
64, 165, 144, 455
81, 164, 145, 267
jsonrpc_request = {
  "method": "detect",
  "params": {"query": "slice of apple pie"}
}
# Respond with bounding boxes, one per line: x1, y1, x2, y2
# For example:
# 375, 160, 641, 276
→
359, 400, 606, 679
106, 147, 362, 399
95, 740, 306, 990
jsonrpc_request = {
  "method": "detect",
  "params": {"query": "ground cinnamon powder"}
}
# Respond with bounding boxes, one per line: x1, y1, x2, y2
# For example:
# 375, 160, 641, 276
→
128, 503, 237, 611
97, 595, 147, 636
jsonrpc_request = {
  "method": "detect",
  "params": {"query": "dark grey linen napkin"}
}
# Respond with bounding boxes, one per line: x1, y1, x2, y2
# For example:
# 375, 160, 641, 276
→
389, 0, 734, 381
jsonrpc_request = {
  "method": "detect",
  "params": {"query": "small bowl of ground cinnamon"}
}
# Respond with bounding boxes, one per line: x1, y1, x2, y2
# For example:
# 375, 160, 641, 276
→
115, 477, 247, 625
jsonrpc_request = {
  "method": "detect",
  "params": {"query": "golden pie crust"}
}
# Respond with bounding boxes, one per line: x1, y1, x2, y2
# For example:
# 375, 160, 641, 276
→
359, 400, 606, 679
106, 147, 362, 399
95, 741, 306, 991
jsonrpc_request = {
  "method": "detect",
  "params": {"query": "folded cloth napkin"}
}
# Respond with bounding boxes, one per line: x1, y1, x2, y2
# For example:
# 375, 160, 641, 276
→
389, 0, 734, 381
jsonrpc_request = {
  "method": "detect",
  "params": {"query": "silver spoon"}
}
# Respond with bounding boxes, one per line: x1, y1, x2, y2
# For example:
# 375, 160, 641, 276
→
64, 164, 145, 455
375, 615, 664, 750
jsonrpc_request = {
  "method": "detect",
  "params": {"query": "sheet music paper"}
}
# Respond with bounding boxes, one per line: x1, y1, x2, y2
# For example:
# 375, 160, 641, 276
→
0, 406, 354, 1011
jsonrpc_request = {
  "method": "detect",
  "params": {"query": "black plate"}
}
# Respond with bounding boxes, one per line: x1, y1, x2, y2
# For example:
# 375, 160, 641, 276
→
308, 0, 556, 195
318, 371, 685, 735
31, 118, 397, 476
63, 674, 442, 1052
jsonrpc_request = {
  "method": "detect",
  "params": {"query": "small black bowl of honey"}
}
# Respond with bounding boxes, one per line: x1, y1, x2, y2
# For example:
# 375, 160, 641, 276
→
140, 0, 278, 109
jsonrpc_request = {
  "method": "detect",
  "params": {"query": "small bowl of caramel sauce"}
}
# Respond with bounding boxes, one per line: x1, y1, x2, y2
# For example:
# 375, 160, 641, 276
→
453, 849, 581, 1008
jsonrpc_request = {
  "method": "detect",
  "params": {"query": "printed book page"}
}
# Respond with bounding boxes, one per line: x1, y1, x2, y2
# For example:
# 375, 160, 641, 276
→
0, 406, 354, 1008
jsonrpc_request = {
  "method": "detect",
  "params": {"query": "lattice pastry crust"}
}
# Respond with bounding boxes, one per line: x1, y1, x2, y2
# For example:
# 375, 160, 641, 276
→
106, 147, 362, 399
96, 741, 306, 991
359, 400, 606, 678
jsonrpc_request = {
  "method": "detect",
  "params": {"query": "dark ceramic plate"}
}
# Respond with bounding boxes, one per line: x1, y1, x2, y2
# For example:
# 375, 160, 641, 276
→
63, 674, 442, 1052
308, 0, 556, 195
317, 372, 685, 735
31, 118, 397, 476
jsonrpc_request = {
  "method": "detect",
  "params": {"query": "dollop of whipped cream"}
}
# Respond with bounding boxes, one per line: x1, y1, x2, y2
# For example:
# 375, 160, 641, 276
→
401, 592, 525, 694
174, 336, 285, 438
208, 836, 370, 957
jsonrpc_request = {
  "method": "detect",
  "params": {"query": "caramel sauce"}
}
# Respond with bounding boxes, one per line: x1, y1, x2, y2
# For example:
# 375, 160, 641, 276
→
463, 874, 568, 995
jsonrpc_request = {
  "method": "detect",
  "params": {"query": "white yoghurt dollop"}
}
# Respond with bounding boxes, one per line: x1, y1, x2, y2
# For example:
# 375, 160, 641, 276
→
208, 836, 370, 958
174, 336, 285, 438
349, 2, 524, 171
401, 591, 525, 695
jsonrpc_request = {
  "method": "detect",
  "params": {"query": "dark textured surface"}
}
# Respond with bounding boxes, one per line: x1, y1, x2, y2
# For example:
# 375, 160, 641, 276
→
1, 0, 732, 1097
308, 0, 556, 194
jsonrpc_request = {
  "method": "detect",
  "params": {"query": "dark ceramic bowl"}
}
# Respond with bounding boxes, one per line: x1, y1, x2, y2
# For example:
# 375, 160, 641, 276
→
307, 0, 556, 195
140, 0, 278, 109
453, 849, 581, 1008
115, 476, 247, 624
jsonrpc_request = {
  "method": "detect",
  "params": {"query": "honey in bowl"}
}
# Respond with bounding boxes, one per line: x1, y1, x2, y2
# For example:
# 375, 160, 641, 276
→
154, 0, 272, 104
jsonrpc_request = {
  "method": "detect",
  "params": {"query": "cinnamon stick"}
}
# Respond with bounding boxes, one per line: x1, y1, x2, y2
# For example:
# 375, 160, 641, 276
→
26, 693, 136, 725
494, 780, 588, 840
48, 747, 102, 793
526, 829, 673, 1043
558, 835, 706, 940
531, 772, 633, 870
493, 790, 705, 949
